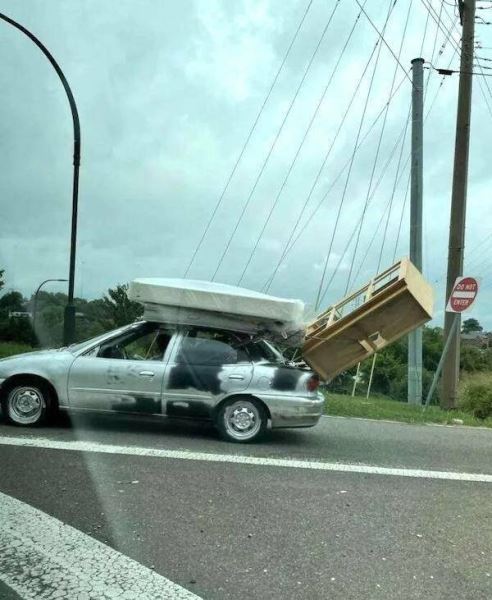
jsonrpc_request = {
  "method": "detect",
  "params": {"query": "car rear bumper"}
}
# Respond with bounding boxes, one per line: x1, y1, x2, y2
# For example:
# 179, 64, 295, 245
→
260, 391, 325, 429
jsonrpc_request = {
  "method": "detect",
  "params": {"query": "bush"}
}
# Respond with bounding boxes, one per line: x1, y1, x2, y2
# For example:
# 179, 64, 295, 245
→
459, 373, 492, 419
0, 341, 33, 359
460, 345, 489, 372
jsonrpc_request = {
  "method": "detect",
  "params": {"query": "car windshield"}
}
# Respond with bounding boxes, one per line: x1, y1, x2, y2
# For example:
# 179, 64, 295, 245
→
66, 322, 143, 353
247, 339, 286, 364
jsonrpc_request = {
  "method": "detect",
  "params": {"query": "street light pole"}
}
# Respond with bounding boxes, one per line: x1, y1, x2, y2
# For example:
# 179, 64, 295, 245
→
0, 12, 81, 345
32, 278, 67, 333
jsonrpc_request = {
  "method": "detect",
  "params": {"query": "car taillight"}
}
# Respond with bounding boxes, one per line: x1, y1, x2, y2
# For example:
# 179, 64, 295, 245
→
306, 375, 320, 392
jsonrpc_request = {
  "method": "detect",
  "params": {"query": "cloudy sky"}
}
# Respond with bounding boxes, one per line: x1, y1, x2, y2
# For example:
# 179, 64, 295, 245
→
0, 0, 490, 327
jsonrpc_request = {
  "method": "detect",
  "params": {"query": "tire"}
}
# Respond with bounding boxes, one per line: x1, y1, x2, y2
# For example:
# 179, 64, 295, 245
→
216, 397, 267, 443
2, 382, 51, 426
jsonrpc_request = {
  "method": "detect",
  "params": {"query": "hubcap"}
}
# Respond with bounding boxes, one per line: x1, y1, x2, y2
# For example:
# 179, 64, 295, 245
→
9, 387, 44, 424
224, 401, 261, 440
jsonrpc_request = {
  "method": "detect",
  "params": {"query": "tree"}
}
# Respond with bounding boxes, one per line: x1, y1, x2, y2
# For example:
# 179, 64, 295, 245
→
101, 284, 143, 328
0, 290, 24, 314
0, 269, 4, 292
462, 318, 483, 333
0, 290, 36, 345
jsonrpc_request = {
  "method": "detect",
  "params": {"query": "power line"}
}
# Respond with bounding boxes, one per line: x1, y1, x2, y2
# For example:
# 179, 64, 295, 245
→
427, 62, 492, 75
476, 67, 492, 116
467, 231, 492, 258
317, 117, 412, 306
317, 23, 454, 303
354, 0, 413, 84
211, 1, 341, 281
262, 71, 409, 292
427, 0, 445, 69
265, 7, 458, 295
344, 0, 413, 295
423, 14, 459, 104
314, 0, 396, 310
419, 0, 432, 54
392, 171, 412, 261
420, 0, 462, 54
376, 105, 412, 272
236, 0, 366, 286
351, 173, 409, 290
475, 55, 492, 108
182, 0, 314, 278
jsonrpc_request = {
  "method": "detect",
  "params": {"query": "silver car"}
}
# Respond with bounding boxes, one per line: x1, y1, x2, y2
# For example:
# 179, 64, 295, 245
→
0, 321, 324, 442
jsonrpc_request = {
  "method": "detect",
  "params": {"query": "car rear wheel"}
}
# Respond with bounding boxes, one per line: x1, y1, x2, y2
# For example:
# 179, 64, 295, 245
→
216, 397, 267, 443
2, 383, 51, 426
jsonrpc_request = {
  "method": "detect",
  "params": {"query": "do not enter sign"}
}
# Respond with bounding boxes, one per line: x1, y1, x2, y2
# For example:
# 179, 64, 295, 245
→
446, 276, 479, 313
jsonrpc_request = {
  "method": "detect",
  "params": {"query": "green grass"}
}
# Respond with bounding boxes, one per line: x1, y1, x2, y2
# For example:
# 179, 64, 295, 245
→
0, 342, 34, 360
324, 392, 492, 428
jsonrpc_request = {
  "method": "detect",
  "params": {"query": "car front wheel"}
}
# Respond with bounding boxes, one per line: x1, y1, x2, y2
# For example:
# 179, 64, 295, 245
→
216, 397, 267, 443
2, 383, 51, 426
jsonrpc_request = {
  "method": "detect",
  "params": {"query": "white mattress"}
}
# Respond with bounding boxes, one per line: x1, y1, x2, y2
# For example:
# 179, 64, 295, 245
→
128, 278, 305, 325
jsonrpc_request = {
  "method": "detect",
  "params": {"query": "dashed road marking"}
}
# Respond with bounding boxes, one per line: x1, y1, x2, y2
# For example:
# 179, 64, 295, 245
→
1, 434, 491, 483
0, 491, 201, 600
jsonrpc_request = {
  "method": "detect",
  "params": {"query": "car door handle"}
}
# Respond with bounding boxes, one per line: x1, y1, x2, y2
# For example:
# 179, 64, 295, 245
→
139, 370, 155, 378
228, 374, 245, 380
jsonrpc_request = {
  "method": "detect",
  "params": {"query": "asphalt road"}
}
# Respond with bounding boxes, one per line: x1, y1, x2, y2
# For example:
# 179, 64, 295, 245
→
0, 412, 491, 599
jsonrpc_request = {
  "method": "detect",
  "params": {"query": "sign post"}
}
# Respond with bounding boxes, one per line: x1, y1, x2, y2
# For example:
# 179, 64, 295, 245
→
425, 276, 479, 407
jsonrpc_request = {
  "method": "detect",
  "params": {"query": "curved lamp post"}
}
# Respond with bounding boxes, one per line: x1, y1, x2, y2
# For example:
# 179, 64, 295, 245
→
32, 278, 68, 332
0, 12, 81, 345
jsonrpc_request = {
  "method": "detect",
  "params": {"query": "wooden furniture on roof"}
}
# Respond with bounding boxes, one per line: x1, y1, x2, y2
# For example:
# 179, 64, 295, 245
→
302, 259, 433, 381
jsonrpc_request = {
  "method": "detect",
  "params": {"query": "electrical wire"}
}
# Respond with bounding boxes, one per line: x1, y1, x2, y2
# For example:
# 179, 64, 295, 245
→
314, 0, 396, 310
346, 4, 458, 290
262, 71, 409, 292
266, 3, 458, 296
477, 68, 492, 117
423, 15, 458, 104
392, 171, 411, 261
354, 0, 413, 85
317, 9, 456, 304
344, 0, 412, 295
376, 105, 412, 272
419, 0, 432, 55
420, 0, 462, 55
317, 118, 412, 306
182, 0, 314, 278
476, 55, 492, 110
351, 141, 410, 287
211, 1, 340, 281
422, 0, 445, 105
236, 0, 366, 286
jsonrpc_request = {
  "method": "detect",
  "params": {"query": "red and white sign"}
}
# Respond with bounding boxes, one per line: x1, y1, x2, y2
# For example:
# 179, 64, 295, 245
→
446, 276, 479, 313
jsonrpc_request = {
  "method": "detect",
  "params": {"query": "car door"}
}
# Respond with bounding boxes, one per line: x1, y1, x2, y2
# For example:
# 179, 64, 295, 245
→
163, 327, 253, 419
68, 323, 173, 414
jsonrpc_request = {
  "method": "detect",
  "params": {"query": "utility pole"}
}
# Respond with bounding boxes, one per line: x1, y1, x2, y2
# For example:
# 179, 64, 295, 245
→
442, 0, 476, 409
408, 57, 424, 405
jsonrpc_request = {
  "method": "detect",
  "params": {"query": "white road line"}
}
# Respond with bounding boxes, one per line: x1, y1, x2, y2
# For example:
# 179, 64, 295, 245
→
0, 491, 201, 600
1, 434, 492, 483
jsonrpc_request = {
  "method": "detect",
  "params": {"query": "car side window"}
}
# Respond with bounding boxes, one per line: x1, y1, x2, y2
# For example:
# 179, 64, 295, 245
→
95, 326, 172, 361
177, 329, 250, 366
